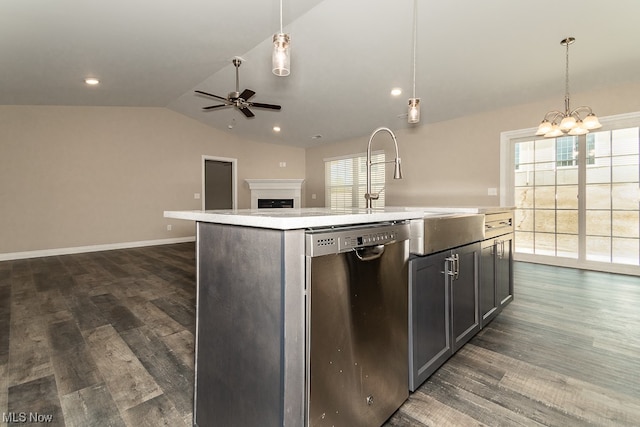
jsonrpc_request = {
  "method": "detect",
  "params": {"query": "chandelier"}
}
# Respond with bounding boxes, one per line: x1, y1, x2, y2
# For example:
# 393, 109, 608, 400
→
535, 37, 601, 137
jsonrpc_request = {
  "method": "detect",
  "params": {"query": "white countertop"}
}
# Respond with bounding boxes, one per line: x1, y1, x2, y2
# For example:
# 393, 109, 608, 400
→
395, 206, 515, 214
164, 207, 427, 230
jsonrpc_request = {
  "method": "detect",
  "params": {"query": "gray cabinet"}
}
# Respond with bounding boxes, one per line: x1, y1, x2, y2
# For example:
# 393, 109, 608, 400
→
408, 242, 480, 391
480, 239, 499, 326
480, 233, 514, 327
496, 233, 514, 309
451, 243, 481, 352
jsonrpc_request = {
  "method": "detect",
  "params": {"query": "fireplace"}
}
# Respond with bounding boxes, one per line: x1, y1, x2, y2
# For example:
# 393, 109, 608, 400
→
258, 198, 294, 208
245, 179, 304, 209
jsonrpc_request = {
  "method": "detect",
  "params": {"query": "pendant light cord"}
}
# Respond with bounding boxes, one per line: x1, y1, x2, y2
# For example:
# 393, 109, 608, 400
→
412, 0, 417, 98
280, 0, 283, 33
564, 39, 570, 113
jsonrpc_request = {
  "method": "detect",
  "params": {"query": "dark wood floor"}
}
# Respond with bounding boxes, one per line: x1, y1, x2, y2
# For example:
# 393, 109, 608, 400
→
1, 244, 639, 426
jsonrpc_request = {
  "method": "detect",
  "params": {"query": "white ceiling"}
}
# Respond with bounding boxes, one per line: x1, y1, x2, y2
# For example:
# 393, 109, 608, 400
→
3, 0, 640, 148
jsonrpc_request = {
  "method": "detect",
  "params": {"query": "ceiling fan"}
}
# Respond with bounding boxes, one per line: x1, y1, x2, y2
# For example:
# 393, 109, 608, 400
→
195, 58, 282, 118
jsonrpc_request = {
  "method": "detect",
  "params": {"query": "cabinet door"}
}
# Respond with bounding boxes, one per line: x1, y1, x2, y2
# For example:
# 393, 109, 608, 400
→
408, 252, 451, 391
496, 233, 514, 308
451, 243, 481, 353
480, 239, 498, 327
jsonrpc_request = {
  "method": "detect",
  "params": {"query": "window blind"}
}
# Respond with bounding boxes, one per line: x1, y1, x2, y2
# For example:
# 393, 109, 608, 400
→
324, 151, 385, 208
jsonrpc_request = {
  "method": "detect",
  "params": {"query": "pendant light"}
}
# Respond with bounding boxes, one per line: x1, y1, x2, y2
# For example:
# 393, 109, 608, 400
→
535, 37, 601, 138
272, 0, 290, 76
407, 0, 420, 124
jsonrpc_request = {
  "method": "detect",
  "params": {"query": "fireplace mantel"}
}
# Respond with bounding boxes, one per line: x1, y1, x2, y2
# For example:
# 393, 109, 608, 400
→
245, 179, 304, 209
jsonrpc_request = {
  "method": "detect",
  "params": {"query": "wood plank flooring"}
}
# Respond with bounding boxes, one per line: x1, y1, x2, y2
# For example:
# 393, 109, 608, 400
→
1, 245, 639, 426
385, 262, 640, 427
0, 243, 196, 427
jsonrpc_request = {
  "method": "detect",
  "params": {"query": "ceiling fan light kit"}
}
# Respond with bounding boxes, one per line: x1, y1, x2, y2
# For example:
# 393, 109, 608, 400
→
272, 0, 290, 76
535, 37, 602, 138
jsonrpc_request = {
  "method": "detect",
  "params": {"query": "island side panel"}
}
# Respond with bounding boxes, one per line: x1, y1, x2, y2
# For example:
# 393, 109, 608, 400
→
282, 229, 306, 426
194, 222, 305, 427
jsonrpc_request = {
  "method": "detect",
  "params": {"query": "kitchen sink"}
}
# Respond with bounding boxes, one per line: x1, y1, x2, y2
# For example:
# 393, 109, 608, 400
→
409, 213, 485, 255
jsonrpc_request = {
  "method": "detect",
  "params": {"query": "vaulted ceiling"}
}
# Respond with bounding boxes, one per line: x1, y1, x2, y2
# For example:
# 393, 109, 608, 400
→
3, 0, 640, 147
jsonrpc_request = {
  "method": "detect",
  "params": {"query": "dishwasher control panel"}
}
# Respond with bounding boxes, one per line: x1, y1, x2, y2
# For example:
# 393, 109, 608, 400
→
350, 230, 397, 248
306, 222, 410, 257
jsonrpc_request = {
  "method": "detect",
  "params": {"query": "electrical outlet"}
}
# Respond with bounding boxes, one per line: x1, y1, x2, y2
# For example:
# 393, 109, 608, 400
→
488, 187, 498, 196
167, 224, 172, 231
311, 193, 317, 199
194, 193, 201, 199
279, 161, 286, 168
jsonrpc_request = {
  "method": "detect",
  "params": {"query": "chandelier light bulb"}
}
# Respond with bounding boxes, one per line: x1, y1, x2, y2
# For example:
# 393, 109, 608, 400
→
536, 120, 553, 136
583, 113, 602, 130
544, 124, 564, 138
568, 120, 588, 135
560, 115, 576, 131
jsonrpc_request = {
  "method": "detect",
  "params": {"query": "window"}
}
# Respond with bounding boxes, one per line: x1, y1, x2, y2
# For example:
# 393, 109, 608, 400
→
325, 151, 385, 208
502, 111, 640, 275
556, 136, 577, 167
585, 127, 640, 265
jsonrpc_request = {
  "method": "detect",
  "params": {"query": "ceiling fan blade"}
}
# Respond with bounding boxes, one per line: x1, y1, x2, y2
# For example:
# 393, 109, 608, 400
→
195, 90, 228, 102
250, 102, 282, 110
203, 104, 229, 110
239, 107, 255, 118
239, 89, 255, 101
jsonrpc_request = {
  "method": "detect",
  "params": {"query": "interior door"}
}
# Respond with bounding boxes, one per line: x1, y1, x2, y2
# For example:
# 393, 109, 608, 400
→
203, 157, 235, 209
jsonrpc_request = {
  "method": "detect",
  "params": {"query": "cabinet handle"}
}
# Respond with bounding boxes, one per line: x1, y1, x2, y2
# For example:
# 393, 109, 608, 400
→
454, 253, 460, 280
446, 254, 460, 280
445, 255, 456, 279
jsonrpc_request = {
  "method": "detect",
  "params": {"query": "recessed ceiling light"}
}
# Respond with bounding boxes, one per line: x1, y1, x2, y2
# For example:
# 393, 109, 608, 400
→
273, 126, 281, 132
391, 88, 402, 96
85, 78, 100, 85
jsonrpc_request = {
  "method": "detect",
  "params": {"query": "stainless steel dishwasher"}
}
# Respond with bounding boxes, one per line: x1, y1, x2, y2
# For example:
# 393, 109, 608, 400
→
305, 221, 410, 427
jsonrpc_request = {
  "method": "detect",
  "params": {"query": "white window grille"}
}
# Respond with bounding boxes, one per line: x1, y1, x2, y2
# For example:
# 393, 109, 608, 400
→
324, 151, 385, 208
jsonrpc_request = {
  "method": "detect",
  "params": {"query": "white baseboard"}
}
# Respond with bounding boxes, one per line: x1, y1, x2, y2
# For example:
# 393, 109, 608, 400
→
0, 236, 196, 261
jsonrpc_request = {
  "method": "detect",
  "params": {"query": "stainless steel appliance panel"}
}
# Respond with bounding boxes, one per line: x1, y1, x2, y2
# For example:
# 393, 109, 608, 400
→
306, 222, 409, 427
410, 214, 485, 255
484, 211, 514, 239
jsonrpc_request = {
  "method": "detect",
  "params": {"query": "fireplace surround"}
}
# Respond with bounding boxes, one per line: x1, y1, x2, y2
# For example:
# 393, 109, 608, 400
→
245, 179, 304, 209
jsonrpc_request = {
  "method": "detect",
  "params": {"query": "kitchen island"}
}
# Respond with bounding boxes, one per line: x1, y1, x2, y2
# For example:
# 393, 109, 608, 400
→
164, 206, 514, 427
164, 207, 425, 427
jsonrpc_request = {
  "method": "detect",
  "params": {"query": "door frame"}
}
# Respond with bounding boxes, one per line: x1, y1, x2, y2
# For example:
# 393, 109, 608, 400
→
202, 155, 238, 210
